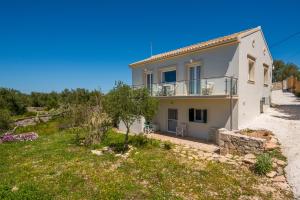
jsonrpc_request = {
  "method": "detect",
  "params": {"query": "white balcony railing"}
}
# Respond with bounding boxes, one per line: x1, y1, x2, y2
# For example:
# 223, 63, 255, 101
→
133, 76, 238, 97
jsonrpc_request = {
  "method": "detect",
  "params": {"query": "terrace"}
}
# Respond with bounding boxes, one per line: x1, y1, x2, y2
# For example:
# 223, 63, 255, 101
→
134, 76, 238, 98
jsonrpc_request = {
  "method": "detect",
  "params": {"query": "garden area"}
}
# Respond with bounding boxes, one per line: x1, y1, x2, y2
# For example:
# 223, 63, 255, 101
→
0, 83, 295, 199
0, 119, 294, 200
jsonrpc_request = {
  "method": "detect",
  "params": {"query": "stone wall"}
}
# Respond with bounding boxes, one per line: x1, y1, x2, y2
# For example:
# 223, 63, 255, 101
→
217, 128, 266, 155
272, 81, 282, 91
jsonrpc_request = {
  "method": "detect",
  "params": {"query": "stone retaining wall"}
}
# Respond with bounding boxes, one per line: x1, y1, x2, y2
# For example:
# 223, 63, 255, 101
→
272, 81, 282, 91
217, 128, 266, 155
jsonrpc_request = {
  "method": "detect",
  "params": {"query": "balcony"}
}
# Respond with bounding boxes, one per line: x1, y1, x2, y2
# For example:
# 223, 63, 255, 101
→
133, 76, 238, 98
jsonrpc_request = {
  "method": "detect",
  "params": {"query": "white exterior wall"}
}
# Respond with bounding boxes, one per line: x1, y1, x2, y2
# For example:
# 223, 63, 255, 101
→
118, 117, 145, 134
132, 43, 239, 86
237, 30, 273, 128
153, 98, 238, 140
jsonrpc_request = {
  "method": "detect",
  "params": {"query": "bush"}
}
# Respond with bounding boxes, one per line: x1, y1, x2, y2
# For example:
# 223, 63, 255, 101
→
254, 153, 273, 175
0, 109, 12, 134
295, 92, 300, 97
162, 142, 172, 150
109, 142, 127, 153
130, 134, 149, 147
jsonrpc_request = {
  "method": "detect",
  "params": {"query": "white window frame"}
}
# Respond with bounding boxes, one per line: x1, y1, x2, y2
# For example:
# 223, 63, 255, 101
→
146, 72, 153, 89
189, 108, 206, 123
194, 109, 204, 123
188, 65, 201, 95
247, 55, 256, 83
160, 67, 177, 83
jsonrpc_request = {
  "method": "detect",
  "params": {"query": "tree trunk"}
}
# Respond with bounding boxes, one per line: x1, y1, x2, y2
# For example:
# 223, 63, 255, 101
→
124, 127, 129, 151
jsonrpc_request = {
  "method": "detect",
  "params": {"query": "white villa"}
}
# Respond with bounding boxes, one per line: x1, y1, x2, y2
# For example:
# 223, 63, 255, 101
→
119, 26, 273, 141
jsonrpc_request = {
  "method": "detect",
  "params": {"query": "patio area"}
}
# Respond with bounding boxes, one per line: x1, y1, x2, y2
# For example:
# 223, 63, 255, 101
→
148, 132, 219, 153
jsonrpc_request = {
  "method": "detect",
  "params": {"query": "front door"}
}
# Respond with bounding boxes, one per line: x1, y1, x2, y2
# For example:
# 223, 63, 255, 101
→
168, 109, 178, 133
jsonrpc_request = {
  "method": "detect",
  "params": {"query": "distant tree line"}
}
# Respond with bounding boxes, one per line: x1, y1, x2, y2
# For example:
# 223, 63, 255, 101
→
273, 60, 300, 82
0, 88, 102, 116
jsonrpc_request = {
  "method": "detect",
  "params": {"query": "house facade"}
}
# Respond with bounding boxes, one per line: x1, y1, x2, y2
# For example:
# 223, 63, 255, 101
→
119, 26, 273, 140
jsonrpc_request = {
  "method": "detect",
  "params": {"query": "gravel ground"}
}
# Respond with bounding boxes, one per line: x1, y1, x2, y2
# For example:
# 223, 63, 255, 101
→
246, 90, 300, 199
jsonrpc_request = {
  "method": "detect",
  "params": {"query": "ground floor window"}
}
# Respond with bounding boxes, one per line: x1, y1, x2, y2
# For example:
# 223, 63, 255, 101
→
189, 108, 207, 123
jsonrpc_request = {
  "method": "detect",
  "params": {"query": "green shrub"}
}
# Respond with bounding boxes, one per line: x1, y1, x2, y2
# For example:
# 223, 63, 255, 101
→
130, 134, 149, 147
254, 153, 272, 175
0, 109, 12, 134
109, 142, 127, 153
295, 92, 300, 97
162, 142, 172, 150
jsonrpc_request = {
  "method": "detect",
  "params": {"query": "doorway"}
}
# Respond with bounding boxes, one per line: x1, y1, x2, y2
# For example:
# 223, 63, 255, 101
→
168, 109, 178, 133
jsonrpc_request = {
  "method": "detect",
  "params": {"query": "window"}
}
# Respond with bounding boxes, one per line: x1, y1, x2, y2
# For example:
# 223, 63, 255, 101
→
248, 57, 255, 83
189, 108, 207, 123
263, 65, 269, 86
162, 70, 176, 83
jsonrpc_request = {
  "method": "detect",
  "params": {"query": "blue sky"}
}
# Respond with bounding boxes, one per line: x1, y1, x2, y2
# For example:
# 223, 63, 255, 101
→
0, 0, 299, 93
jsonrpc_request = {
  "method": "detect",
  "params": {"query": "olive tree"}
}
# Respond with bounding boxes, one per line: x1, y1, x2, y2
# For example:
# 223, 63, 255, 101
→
104, 82, 158, 149
64, 91, 111, 146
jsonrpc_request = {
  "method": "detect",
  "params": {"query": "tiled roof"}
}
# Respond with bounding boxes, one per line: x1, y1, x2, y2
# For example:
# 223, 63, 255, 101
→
130, 26, 261, 67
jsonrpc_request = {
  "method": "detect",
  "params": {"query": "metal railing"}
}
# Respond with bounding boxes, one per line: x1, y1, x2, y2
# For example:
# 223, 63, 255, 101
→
133, 76, 238, 97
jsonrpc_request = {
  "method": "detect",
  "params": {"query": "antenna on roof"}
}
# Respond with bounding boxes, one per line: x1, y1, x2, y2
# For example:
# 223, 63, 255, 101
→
150, 42, 153, 57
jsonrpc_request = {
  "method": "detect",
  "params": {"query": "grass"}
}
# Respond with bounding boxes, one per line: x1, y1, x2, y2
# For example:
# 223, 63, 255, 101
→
254, 153, 273, 175
11, 112, 37, 121
268, 148, 287, 162
0, 120, 293, 199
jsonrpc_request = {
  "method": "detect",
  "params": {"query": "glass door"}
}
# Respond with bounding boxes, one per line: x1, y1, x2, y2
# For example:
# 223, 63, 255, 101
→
146, 73, 153, 95
189, 66, 201, 95
168, 109, 178, 133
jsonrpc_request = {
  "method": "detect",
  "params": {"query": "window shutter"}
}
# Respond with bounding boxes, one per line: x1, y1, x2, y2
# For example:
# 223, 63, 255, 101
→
189, 108, 194, 122
203, 109, 207, 123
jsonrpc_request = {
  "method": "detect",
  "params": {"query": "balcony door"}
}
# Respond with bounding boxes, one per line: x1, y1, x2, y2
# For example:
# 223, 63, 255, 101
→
146, 73, 153, 94
189, 66, 201, 95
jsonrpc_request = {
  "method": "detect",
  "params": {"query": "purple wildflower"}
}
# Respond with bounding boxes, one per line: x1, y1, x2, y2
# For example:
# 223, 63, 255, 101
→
0, 132, 39, 143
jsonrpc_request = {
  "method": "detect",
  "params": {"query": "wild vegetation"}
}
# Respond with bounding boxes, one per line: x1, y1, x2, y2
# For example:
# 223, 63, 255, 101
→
254, 153, 273, 175
0, 88, 103, 134
272, 59, 300, 82
0, 118, 293, 199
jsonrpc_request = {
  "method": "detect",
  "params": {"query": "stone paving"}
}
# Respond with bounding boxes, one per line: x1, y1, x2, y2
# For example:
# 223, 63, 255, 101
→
148, 132, 219, 153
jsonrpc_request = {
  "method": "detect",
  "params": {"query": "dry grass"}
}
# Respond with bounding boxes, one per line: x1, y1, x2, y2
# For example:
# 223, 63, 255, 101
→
240, 129, 273, 141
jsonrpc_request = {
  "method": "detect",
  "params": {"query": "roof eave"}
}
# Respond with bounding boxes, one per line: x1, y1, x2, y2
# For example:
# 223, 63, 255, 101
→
129, 38, 239, 68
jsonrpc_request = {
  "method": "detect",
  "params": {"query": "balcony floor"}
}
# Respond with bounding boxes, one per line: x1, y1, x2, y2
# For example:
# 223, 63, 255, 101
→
154, 94, 238, 99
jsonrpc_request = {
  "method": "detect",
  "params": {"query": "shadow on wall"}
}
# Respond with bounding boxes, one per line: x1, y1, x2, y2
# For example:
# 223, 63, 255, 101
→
272, 105, 300, 120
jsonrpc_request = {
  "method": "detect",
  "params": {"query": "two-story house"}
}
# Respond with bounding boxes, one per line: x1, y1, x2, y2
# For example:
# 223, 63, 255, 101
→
119, 26, 272, 141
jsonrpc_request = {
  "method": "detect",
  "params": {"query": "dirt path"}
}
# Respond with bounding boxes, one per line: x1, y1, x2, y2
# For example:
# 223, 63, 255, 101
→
246, 90, 300, 199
